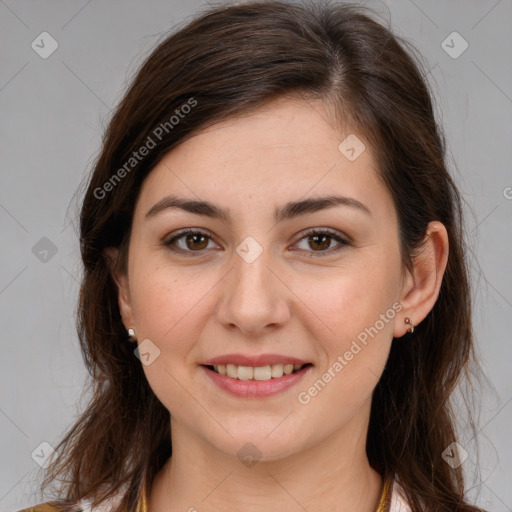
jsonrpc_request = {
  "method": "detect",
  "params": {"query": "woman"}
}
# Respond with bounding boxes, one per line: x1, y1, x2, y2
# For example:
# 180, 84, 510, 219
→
20, 1, 484, 511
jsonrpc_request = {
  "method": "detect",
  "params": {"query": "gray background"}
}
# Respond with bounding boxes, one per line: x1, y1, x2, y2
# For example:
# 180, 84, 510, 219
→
1, 0, 511, 510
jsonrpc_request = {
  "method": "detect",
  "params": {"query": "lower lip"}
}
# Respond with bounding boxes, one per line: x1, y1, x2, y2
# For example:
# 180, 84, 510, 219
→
201, 365, 312, 398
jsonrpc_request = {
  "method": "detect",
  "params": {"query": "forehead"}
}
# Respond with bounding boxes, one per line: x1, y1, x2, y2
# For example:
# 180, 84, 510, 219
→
135, 97, 394, 222
175, 96, 357, 167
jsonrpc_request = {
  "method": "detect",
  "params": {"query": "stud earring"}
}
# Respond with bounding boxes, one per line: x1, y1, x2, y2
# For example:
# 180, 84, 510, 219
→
127, 328, 137, 342
404, 317, 414, 334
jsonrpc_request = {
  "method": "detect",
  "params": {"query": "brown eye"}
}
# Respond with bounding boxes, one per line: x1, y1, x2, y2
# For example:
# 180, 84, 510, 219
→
308, 233, 332, 251
293, 228, 350, 257
185, 233, 209, 250
165, 229, 218, 254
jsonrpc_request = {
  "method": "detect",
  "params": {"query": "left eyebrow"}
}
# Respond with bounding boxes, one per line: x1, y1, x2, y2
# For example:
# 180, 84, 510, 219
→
144, 194, 372, 223
275, 195, 372, 222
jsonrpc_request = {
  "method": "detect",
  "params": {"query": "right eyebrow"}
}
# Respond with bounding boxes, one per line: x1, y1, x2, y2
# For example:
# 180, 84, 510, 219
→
144, 194, 372, 223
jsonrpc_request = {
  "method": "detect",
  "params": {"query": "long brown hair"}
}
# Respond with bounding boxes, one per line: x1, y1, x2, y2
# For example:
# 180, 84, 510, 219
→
41, 1, 483, 510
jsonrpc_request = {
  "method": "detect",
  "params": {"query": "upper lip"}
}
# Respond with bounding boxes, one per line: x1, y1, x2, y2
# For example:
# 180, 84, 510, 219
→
201, 353, 311, 367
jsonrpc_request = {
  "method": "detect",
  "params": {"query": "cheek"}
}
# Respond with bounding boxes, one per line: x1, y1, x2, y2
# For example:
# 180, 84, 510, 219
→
128, 255, 226, 369
127, 261, 216, 411
295, 276, 396, 421
297, 252, 400, 403
304, 261, 399, 343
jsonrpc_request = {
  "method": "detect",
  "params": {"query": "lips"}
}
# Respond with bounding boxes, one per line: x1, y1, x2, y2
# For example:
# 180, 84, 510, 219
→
201, 353, 311, 367
201, 363, 312, 398
200, 354, 312, 381
199, 353, 313, 398
207, 362, 309, 380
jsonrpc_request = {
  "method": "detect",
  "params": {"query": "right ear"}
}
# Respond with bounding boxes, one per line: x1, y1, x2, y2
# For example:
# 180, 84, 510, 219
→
103, 247, 135, 331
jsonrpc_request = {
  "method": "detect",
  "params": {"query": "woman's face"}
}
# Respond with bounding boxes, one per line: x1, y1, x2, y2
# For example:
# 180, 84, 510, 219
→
116, 96, 409, 462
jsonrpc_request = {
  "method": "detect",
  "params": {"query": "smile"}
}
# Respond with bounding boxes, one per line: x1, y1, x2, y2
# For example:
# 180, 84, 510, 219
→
207, 363, 310, 381
201, 363, 313, 398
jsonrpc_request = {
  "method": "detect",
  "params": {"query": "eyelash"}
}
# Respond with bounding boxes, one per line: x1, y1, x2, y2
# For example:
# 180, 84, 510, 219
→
163, 227, 351, 257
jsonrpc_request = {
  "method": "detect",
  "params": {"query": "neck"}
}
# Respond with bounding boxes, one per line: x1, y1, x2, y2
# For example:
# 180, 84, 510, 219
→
148, 415, 383, 512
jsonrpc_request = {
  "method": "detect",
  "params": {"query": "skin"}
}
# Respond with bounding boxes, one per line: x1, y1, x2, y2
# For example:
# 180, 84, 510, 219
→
107, 95, 449, 512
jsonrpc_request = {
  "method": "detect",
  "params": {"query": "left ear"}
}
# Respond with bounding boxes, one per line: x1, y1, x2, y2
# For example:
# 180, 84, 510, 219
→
394, 221, 449, 337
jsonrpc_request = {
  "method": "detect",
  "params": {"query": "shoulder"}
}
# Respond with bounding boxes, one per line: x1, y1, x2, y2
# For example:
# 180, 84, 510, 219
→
15, 495, 114, 512
387, 479, 486, 512
15, 480, 141, 512
16, 504, 65, 512
389, 479, 412, 512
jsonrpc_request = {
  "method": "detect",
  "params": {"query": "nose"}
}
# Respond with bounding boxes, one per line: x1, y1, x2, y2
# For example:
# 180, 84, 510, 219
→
215, 245, 291, 336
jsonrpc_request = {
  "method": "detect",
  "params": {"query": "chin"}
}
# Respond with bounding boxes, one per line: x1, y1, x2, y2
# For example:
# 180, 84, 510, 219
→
200, 418, 316, 464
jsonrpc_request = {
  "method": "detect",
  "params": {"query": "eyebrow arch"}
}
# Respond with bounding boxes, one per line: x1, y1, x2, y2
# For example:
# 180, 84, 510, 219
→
145, 194, 372, 223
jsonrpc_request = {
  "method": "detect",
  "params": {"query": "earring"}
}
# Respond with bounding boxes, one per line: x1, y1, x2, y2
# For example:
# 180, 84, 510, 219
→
404, 317, 414, 334
127, 328, 137, 342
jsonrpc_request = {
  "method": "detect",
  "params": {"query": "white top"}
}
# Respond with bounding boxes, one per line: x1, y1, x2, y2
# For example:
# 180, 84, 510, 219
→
389, 480, 413, 512
76, 477, 413, 512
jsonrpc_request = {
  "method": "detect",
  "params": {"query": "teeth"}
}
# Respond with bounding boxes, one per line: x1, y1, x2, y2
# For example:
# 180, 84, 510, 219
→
226, 364, 238, 379
271, 364, 284, 378
283, 364, 293, 375
237, 366, 253, 380
253, 366, 272, 380
211, 363, 306, 380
